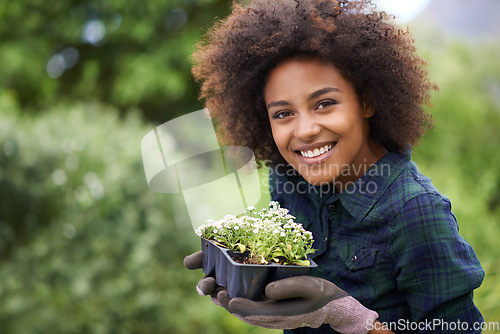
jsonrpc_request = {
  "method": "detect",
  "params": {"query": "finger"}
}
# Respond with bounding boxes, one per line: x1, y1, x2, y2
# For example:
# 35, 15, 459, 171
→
229, 296, 320, 318
183, 251, 203, 270
210, 296, 223, 307
265, 276, 312, 300
227, 297, 287, 317
265, 276, 347, 301
210, 284, 226, 299
217, 290, 232, 310
197, 276, 216, 295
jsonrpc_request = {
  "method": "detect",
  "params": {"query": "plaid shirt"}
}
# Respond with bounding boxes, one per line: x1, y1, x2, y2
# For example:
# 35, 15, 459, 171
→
271, 151, 485, 334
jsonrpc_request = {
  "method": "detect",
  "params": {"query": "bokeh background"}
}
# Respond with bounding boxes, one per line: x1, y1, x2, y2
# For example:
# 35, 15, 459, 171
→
1, 0, 499, 333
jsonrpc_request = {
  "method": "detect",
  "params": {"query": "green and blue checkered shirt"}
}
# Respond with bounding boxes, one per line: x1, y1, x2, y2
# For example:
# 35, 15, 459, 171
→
271, 151, 484, 334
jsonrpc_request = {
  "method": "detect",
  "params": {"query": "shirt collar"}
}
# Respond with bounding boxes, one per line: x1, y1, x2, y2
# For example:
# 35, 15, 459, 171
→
328, 150, 411, 222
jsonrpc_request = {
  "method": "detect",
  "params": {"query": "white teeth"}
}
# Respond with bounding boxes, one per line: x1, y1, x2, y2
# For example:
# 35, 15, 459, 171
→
300, 144, 334, 158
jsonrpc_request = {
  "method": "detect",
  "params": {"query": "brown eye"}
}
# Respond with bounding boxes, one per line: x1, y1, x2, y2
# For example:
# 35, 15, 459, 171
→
317, 100, 338, 109
272, 110, 292, 119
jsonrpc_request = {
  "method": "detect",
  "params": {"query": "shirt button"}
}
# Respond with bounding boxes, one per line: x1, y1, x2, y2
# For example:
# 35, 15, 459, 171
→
328, 203, 336, 211
351, 255, 357, 263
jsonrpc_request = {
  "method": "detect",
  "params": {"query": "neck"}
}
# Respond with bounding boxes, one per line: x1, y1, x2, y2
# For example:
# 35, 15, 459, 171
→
334, 138, 387, 193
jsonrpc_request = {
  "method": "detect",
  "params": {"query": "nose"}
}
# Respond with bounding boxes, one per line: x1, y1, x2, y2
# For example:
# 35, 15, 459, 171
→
295, 113, 321, 141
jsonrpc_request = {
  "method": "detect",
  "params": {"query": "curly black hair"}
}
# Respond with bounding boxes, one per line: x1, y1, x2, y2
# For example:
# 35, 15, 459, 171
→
192, 0, 435, 166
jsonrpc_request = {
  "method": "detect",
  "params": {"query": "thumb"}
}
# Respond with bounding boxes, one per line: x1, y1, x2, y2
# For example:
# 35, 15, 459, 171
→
264, 276, 316, 300
265, 276, 348, 304
227, 296, 278, 317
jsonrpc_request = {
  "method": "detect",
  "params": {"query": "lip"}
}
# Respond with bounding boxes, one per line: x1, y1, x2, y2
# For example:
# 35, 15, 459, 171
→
293, 141, 338, 165
294, 141, 336, 152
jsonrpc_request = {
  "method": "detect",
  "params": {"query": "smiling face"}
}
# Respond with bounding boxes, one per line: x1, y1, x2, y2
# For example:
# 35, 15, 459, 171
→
264, 57, 387, 189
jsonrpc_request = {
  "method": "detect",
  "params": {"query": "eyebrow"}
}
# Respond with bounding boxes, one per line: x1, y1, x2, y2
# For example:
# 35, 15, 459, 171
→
267, 100, 291, 110
266, 87, 341, 110
308, 87, 341, 101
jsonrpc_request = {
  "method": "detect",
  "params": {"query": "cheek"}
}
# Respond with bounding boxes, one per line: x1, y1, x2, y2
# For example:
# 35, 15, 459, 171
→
332, 109, 365, 136
270, 126, 296, 163
270, 125, 287, 149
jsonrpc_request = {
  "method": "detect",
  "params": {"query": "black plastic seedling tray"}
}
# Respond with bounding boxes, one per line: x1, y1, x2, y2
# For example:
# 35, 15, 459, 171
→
201, 238, 317, 300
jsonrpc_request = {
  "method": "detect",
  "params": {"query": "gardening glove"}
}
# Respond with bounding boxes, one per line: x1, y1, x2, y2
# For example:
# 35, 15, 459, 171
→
216, 276, 378, 334
183, 251, 225, 305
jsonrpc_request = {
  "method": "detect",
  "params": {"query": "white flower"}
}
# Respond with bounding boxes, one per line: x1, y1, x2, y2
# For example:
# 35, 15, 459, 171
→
200, 201, 315, 265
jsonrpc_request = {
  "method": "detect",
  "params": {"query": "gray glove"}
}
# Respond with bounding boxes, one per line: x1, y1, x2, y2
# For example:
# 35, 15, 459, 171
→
183, 251, 224, 304
216, 276, 378, 334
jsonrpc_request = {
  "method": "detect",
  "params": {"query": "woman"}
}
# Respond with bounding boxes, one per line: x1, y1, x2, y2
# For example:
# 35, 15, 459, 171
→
184, 1, 485, 333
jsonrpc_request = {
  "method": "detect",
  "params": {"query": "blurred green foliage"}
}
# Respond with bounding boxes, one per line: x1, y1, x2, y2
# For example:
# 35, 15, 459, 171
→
0, 100, 275, 334
0, 0, 231, 122
0, 1, 499, 333
413, 39, 500, 330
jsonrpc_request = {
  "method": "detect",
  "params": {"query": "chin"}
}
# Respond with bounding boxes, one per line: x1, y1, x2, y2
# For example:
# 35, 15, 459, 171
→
286, 162, 331, 184
300, 173, 337, 187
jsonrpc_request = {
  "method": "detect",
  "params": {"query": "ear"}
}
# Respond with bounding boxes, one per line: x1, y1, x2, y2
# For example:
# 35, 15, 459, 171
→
361, 91, 375, 118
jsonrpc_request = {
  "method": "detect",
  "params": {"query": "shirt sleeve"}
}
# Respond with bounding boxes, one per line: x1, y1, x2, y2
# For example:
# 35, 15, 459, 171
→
390, 193, 485, 333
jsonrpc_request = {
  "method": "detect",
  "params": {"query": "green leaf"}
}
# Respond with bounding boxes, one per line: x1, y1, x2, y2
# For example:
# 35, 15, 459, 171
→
291, 259, 310, 266
235, 243, 246, 253
272, 250, 286, 257
213, 241, 228, 248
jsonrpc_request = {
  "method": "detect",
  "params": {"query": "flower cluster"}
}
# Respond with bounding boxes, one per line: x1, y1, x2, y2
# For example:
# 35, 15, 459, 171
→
196, 201, 316, 266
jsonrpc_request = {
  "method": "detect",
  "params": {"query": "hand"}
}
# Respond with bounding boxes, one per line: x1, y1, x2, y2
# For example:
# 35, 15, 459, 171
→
183, 251, 225, 304
216, 276, 378, 334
